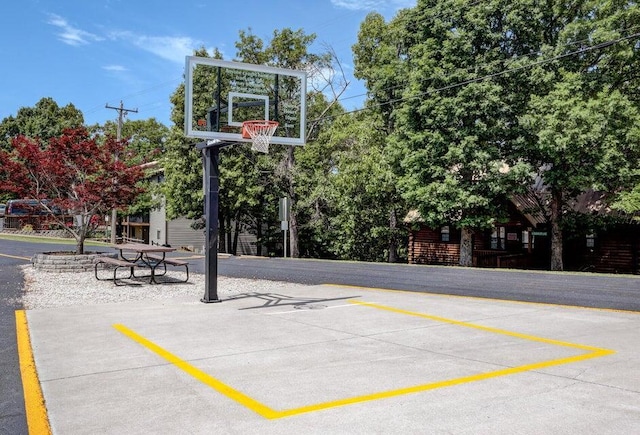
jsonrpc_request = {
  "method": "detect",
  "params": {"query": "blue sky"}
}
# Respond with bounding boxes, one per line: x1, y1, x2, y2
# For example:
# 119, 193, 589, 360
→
1, 0, 415, 127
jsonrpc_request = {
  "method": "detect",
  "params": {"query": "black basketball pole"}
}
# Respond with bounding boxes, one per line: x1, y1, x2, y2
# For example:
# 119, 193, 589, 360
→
198, 140, 230, 303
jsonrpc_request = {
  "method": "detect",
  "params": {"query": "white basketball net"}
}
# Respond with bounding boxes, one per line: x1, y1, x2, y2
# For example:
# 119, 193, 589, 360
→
243, 121, 279, 153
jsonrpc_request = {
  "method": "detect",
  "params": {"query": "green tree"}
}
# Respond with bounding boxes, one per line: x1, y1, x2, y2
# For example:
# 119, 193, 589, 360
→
163, 31, 346, 256
350, 10, 424, 263
98, 118, 169, 216
0, 97, 85, 202
163, 48, 222, 221
361, 1, 531, 266
516, 0, 640, 269
613, 187, 640, 215
522, 75, 640, 270
293, 96, 347, 259
326, 113, 407, 262
0, 128, 144, 254
218, 147, 264, 254
99, 118, 168, 164
0, 97, 85, 152
250, 28, 336, 258
352, 11, 408, 133
354, 0, 640, 270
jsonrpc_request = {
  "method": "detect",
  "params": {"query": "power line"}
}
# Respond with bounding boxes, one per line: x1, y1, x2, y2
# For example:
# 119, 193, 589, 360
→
335, 20, 640, 110
86, 1, 481, 125
90, 3, 640, 128
105, 101, 138, 138
314, 30, 640, 122
105, 101, 138, 244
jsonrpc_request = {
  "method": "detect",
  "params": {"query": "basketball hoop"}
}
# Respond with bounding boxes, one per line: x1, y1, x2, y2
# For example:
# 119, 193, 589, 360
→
242, 120, 279, 153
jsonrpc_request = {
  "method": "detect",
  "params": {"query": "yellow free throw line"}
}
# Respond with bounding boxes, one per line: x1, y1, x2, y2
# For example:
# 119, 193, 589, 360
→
114, 301, 615, 419
15, 310, 52, 435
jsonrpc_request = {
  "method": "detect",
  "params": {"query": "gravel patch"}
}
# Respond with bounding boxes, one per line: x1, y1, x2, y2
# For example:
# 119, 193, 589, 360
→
21, 265, 305, 309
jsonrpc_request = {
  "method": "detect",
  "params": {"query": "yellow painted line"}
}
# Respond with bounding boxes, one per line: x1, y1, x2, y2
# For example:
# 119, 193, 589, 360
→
326, 283, 640, 315
275, 349, 610, 418
113, 324, 281, 419
0, 253, 31, 261
114, 301, 614, 419
347, 300, 614, 353
15, 310, 52, 435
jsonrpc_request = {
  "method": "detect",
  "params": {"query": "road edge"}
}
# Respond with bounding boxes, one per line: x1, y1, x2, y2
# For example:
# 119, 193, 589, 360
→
15, 310, 52, 435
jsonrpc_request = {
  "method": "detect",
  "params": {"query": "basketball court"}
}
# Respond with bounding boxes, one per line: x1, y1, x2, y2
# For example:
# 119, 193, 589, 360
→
19, 59, 637, 433
20, 283, 640, 433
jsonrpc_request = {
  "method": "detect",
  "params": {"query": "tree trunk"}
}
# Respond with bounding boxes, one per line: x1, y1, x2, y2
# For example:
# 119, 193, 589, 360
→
232, 213, 240, 255
226, 214, 232, 255
286, 145, 300, 258
388, 208, 398, 263
218, 208, 226, 253
256, 215, 263, 256
76, 235, 85, 255
550, 188, 563, 271
459, 227, 473, 267
256, 195, 264, 256
73, 215, 87, 255
289, 208, 299, 258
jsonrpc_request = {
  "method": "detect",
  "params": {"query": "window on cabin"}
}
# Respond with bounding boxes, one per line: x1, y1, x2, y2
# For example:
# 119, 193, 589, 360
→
441, 226, 450, 242
586, 233, 595, 248
491, 226, 506, 250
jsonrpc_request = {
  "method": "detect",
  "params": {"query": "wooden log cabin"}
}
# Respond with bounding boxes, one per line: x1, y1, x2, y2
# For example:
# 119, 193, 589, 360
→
406, 191, 640, 274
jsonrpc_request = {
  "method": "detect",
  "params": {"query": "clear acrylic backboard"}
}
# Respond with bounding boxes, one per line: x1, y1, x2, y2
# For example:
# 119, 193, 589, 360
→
184, 56, 307, 146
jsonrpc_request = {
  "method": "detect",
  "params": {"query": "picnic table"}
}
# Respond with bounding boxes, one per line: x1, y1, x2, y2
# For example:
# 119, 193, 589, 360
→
94, 243, 189, 285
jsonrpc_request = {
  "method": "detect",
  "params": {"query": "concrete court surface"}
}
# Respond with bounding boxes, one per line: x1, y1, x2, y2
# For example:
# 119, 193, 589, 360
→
23, 284, 640, 434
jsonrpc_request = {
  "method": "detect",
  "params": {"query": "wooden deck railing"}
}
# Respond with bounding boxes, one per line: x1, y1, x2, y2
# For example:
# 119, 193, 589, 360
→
473, 250, 532, 269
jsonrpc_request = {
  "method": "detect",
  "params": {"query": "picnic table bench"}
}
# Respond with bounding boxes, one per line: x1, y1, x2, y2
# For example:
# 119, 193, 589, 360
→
94, 256, 137, 286
146, 254, 189, 282
94, 243, 189, 285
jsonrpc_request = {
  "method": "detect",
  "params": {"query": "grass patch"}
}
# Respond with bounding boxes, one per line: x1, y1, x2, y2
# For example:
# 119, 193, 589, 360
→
0, 233, 108, 247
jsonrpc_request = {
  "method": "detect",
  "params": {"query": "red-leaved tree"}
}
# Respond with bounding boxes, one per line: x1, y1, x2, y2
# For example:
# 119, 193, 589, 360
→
0, 127, 144, 254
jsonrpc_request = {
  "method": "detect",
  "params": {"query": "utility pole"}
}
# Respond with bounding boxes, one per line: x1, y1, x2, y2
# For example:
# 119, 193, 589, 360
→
105, 101, 138, 244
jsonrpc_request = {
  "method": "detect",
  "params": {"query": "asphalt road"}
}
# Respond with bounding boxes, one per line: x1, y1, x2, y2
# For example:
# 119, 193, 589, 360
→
212, 256, 640, 311
0, 238, 83, 435
1, 236, 639, 434
1, 237, 639, 310
0, 254, 27, 435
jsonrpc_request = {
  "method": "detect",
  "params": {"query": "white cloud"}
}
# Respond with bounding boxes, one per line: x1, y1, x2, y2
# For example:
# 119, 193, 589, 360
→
330, 0, 414, 11
109, 31, 202, 64
47, 14, 103, 46
133, 35, 201, 63
102, 65, 127, 72
47, 14, 201, 63
330, 0, 380, 10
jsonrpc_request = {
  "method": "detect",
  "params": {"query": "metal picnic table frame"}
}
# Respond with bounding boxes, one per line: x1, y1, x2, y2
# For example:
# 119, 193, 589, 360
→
114, 242, 177, 284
